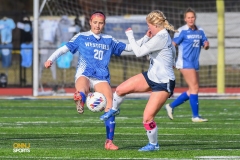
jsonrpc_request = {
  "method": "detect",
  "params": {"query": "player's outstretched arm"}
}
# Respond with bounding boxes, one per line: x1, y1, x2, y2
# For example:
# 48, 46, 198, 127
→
124, 28, 151, 52
44, 45, 70, 68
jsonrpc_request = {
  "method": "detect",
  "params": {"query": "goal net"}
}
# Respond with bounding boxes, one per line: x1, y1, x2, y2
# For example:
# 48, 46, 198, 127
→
36, 0, 240, 96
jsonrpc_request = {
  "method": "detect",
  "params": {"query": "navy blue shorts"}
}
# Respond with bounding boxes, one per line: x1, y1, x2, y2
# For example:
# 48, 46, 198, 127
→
142, 71, 175, 97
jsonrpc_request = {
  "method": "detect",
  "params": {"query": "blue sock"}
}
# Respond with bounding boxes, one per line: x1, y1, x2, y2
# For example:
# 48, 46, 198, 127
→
189, 94, 199, 117
170, 92, 189, 108
104, 116, 116, 140
79, 92, 86, 103
104, 113, 109, 139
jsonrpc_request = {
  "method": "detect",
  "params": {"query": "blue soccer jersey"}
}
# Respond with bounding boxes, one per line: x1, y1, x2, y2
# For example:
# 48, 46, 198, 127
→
66, 31, 126, 83
173, 25, 208, 70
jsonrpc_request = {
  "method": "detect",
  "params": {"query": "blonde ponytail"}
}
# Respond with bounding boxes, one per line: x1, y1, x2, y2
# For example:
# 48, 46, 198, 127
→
163, 20, 178, 33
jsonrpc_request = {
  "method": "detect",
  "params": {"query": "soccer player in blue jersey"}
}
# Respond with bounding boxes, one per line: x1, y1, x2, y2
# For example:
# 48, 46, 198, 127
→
44, 11, 139, 150
100, 10, 178, 151
165, 8, 210, 122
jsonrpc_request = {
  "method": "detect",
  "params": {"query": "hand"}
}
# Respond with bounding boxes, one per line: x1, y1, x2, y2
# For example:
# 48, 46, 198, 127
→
44, 60, 52, 68
146, 29, 152, 38
204, 41, 209, 50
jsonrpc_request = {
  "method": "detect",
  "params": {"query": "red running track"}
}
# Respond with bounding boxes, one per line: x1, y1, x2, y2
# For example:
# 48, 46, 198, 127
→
0, 87, 239, 96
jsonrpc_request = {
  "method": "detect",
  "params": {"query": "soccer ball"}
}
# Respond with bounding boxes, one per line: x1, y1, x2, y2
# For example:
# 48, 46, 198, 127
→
86, 92, 107, 112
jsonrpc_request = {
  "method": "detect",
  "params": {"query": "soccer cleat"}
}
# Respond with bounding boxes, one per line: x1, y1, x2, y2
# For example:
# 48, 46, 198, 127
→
105, 139, 119, 150
100, 109, 120, 121
192, 116, 208, 122
165, 104, 174, 120
74, 91, 84, 114
138, 143, 160, 152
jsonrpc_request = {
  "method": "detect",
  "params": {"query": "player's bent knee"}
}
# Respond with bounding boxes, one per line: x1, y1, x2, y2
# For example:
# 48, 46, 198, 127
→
143, 121, 157, 130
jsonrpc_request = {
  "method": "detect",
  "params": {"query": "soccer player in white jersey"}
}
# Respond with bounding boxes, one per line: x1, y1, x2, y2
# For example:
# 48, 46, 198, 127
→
44, 11, 148, 150
165, 8, 210, 122
100, 10, 178, 151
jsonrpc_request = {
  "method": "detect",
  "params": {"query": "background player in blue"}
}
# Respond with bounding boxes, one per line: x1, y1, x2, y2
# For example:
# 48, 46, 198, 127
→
100, 10, 177, 151
44, 11, 141, 150
165, 8, 210, 122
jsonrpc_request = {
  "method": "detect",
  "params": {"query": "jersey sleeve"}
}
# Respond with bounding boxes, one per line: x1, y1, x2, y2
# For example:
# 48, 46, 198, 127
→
173, 30, 184, 45
111, 37, 126, 56
65, 33, 81, 53
124, 35, 150, 52
125, 30, 168, 57
136, 35, 151, 46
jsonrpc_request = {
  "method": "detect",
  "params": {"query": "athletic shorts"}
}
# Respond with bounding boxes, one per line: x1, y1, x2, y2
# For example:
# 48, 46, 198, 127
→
176, 59, 199, 71
142, 72, 175, 97
75, 75, 108, 91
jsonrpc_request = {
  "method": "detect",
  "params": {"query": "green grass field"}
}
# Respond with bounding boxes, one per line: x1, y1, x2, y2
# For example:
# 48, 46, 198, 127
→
0, 98, 239, 159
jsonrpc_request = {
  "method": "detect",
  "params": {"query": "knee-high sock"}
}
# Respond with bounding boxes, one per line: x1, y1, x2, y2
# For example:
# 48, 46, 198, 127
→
144, 121, 158, 145
112, 92, 125, 111
79, 92, 86, 103
189, 94, 199, 117
170, 92, 189, 108
105, 116, 116, 140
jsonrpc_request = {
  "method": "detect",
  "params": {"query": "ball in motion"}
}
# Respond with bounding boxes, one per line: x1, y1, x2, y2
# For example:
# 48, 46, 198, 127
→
86, 92, 107, 112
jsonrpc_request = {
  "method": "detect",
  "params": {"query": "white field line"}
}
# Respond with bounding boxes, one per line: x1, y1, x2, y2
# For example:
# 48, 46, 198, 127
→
1, 121, 240, 131
2, 138, 240, 143
0, 156, 240, 160
195, 156, 240, 159
1, 155, 240, 160
2, 147, 240, 151
1, 92, 240, 99
0, 157, 189, 160
0, 157, 159, 160
1, 133, 240, 136
0, 118, 237, 124
66, 139, 240, 143
1, 138, 239, 143
1, 125, 240, 131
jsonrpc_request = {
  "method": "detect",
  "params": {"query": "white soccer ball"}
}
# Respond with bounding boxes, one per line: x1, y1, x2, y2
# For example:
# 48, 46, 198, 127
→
86, 92, 107, 112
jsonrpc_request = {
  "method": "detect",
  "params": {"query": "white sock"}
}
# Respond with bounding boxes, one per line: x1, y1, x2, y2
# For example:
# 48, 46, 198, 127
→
146, 126, 158, 145
112, 92, 125, 111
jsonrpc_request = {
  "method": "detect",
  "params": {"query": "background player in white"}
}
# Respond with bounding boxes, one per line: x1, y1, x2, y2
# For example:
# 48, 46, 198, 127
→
44, 11, 147, 150
165, 8, 210, 122
100, 10, 178, 151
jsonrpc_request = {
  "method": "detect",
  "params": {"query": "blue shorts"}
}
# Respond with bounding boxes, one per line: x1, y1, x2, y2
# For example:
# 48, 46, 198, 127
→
176, 59, 199, 71
142, 72, 175, 97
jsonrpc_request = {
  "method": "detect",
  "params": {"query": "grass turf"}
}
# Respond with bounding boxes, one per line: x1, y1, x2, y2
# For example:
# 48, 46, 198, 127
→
0, 99, 239, 159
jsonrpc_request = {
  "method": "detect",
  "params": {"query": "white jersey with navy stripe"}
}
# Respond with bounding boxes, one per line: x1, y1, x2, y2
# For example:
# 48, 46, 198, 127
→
126, 29, 175, 83
66, 30, 126, 83
173, 24, 208, 70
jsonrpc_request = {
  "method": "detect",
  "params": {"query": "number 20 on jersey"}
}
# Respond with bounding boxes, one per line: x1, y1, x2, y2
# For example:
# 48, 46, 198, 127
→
94, 49, 104, 60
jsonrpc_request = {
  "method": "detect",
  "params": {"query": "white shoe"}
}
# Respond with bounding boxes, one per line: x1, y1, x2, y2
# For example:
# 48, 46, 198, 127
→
138, 143, 160, 152
165, 104, 173, 120
192, 116, 208, 122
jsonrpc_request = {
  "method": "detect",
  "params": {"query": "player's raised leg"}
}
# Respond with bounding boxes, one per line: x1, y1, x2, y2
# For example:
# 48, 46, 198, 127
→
99, 91, 122, 121
100, 73, 150, 121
